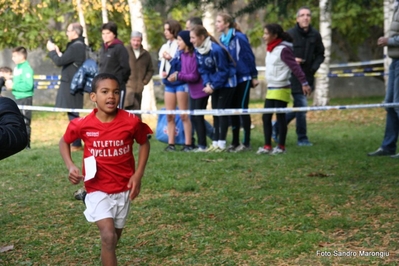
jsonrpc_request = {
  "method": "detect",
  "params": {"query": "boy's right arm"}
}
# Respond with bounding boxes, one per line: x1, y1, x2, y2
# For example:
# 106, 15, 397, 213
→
59, 137, 83, 184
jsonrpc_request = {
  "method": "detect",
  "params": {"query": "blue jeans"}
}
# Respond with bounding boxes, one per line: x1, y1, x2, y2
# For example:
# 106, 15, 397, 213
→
381, 59, 399, 153
286, 93, 308, 142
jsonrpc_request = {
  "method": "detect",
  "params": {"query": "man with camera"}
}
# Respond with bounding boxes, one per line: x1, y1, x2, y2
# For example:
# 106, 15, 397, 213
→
46, 23, 86, 151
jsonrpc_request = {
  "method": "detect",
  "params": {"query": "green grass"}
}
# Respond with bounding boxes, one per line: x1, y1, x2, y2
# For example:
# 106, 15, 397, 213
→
1, 97, 399, 265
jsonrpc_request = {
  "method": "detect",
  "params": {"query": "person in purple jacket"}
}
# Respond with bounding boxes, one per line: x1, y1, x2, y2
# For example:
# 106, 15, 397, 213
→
257, 23, 311, 155
164, 30, 193, 152
168, 31, 209, 151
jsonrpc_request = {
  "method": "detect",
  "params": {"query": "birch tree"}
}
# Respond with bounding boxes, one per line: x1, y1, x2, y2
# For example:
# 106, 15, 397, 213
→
75, 0, 89, 45
202, 0, 216, 36
102, 0, 108, 23
128, 0, 157, 118
313, 0, 331, 106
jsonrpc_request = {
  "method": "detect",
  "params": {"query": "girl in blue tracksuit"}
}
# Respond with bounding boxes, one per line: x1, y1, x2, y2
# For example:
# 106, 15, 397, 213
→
190, 25, 237, 152
216, 12, 259, 152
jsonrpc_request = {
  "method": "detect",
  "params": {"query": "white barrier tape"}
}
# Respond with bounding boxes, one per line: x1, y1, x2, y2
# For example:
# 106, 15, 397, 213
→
17, 102, 399, 116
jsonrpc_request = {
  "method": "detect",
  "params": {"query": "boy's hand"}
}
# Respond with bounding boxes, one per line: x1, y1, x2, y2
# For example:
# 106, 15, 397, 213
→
127, 173, 143, 200
68, 165, 84, 184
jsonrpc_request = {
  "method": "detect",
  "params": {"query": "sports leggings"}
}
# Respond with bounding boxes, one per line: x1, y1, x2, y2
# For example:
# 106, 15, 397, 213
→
211, 88, 235, 141
262, 99, 288, 146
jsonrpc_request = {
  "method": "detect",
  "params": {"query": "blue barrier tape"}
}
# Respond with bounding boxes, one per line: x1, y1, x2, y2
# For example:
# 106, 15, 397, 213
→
327, 72, 388, 78
330, 67, 384, 74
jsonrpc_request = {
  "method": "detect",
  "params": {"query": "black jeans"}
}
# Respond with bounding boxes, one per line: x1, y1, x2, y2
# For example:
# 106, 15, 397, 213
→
230, 80, 251, 146
190, 96, 209, 149
262, 99, 288, 146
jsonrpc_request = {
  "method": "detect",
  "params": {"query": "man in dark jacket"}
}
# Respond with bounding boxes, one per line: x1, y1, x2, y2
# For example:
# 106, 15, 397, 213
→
47, 22, 86, 151
273, 7, 325, 146
124, 31, 154, 119
368, 3, 399, 158
0, 95, 28, 160
99, 22, 130, 109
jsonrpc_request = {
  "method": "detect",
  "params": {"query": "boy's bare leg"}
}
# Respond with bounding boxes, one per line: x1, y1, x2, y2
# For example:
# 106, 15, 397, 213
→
96, 218, 118, 266
116, 228, 123, 241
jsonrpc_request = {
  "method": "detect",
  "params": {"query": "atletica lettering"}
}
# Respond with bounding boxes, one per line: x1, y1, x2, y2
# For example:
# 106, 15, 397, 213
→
92, 140, 124, 148
89, 145, 130, 157
358, 251, 389, 258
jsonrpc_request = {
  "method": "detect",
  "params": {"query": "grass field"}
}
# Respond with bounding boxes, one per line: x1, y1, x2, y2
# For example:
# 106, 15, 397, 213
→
1, 97, 399, 265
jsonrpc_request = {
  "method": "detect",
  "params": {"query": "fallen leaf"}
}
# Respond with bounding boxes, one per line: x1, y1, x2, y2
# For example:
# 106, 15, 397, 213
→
318, 242, 331, 247
0, 245, 14, 253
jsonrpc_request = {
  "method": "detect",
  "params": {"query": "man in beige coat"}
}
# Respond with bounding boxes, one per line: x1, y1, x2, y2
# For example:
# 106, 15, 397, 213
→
124, 31, 154, 118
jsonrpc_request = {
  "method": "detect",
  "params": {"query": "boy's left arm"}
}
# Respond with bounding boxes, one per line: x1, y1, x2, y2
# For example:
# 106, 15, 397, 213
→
128, 139, 150, 200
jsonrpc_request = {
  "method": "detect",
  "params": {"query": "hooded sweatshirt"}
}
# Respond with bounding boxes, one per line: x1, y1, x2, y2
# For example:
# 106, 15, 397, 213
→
99, 38, 131, 85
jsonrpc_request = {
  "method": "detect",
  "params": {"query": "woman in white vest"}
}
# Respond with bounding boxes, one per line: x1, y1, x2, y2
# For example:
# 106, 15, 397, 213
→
257, 23, 311, 155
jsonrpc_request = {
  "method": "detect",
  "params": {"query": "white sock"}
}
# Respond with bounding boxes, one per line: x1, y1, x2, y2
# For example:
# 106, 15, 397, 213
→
212, 141, 218, 147
218, 140, 226, 149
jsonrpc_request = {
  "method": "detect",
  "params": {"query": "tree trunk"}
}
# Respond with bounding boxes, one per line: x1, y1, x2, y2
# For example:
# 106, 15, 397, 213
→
202, 1, 216, 37
102, 0, 108, 23
384, 0, 394, 86
313, 0, 331, 106
202, 0, 216, 109
76, 0, 89, 45
127, 0, 157, 120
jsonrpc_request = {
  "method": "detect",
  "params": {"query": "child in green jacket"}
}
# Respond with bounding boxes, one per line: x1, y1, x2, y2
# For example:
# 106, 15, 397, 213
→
12, 46, 34, 149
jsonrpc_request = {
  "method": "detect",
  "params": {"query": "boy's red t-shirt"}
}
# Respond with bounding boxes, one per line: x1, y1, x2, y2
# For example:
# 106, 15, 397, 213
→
63, 109, 153, 194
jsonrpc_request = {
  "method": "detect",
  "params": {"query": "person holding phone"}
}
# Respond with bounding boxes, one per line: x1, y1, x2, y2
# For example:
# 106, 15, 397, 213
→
47, 22, 87, 152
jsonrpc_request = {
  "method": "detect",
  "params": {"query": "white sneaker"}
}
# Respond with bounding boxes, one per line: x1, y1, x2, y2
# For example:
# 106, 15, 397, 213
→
256, 147, 272, 154
235, 144, 251, 152
271, 147, 286, 155
226, 144, 238, 152
206, 146, 218, 152
194, 147, 207, 152
215, 147, 226, 152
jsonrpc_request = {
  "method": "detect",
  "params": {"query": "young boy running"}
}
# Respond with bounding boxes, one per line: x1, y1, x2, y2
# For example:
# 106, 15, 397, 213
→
59, 73, 152, 265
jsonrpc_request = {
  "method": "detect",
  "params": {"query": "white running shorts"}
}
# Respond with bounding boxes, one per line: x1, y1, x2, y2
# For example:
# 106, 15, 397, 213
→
84, 190, 131, 229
